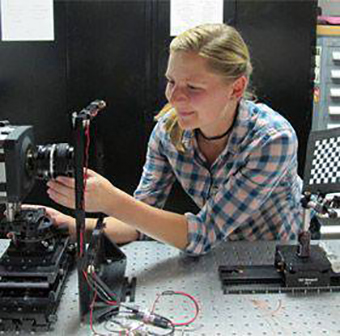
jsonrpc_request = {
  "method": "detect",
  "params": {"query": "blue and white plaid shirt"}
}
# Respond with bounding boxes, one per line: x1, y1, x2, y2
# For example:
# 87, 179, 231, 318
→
134, 100, 303, 255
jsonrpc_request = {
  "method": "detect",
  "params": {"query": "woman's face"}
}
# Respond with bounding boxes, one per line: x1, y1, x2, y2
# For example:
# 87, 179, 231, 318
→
165, 51, 244, 136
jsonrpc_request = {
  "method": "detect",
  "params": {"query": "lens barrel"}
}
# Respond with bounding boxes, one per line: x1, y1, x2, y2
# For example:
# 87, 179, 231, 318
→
34, 143, 74, 180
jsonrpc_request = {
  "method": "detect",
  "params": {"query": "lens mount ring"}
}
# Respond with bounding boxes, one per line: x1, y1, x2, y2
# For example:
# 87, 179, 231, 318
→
49, 144, 56, 179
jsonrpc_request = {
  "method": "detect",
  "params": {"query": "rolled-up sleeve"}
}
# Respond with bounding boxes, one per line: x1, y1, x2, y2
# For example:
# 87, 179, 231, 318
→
184, 128, 298, 255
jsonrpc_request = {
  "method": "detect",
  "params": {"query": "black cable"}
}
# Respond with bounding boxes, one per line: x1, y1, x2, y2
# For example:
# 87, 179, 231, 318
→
85, 272, 119, 306
148, 316, 175, 336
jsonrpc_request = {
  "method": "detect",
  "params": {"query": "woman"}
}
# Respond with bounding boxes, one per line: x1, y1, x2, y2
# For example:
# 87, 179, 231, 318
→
46, 23, 303, 255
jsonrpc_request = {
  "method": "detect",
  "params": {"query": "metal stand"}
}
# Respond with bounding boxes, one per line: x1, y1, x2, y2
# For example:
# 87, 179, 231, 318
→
71, 100, 130, 321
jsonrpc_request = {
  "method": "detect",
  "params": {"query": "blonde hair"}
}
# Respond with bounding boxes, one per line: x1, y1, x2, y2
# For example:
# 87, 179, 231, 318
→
157, 23, 253, 151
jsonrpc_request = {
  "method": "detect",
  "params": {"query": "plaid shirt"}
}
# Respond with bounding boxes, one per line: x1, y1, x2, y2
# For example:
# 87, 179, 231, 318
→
134, 100, 303, 255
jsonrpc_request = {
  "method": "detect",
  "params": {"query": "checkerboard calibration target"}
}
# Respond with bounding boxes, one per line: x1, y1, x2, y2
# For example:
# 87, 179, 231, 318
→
309, 136, 340, 186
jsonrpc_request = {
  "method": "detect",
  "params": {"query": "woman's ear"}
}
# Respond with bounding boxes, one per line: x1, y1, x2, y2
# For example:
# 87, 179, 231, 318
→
231, 76, 248, 100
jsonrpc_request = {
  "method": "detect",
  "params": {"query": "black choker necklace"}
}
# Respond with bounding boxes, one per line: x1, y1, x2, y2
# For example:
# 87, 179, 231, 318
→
196, 105, 239, 141
197, 127, 232, 141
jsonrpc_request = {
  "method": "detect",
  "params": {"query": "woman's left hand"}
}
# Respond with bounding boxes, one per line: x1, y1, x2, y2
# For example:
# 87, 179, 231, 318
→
47, 169, 114, 213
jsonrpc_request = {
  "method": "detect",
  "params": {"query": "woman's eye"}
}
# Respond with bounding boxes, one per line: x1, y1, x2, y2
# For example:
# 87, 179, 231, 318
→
188, 85, 201, 91
166, 79, 175, 86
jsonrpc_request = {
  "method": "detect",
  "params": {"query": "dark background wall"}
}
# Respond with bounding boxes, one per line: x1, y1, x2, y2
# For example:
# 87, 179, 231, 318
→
0, 0, 317, 214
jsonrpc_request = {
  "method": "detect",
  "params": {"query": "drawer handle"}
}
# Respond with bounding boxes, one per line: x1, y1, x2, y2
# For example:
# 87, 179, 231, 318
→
329, 106, 340, 115
331, 70, 340, 79
333, 51, 340, 61
327, 123, 340, 129
330, 88, 340, 97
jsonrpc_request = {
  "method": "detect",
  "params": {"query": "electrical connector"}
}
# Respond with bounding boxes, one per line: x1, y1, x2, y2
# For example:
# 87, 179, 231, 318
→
133, 309, 171, 329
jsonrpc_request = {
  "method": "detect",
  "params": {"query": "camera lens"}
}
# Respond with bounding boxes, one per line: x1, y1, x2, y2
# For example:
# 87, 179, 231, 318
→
34, 143, 74, 180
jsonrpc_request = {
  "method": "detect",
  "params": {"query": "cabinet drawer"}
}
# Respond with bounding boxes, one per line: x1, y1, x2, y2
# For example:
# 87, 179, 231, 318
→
331, 69, 340, 79
329, 106, 340, 115
323, 68, 340, 84
319, 86, 340, 104
322, 36, 340, 48
330, 87, 340, 98
326, 47, 340, 66
327, 123, 340, 129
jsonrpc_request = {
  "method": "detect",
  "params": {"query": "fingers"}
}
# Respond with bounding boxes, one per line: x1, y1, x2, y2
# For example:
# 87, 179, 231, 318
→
22, 204, 54, 212
55, 174, 94, 186
55, 176, 75, 187
47, 170, 103, 212
47, 179, 74, 196
21, 204, 42, 209
48, 185, 75, 209
47, 179, 75, 209
85, 168, 97, 176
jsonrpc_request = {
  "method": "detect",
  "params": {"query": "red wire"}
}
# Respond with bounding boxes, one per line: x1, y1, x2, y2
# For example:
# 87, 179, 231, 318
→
150, 293, 162, 314
89, 290, 97, 333
79, 122, 91, 257
92, 271, 118, 305
88, 276, 110, 336
151, 291, 200, 327
84, 121, 91, 185
83, 269, 121, 335
170, 291, 200, 326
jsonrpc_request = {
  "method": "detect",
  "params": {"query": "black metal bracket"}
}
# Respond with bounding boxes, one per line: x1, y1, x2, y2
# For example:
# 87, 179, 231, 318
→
79, 219, 135, 322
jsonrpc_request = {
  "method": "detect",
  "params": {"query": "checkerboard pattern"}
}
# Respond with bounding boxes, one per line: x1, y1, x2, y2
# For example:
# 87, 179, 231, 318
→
309, 136, 340, 186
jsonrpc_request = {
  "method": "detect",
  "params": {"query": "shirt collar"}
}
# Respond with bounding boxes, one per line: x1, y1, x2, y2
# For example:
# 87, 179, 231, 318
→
182, 129, 195, 150
180, 99, 255, 155
226, 99, 254, 155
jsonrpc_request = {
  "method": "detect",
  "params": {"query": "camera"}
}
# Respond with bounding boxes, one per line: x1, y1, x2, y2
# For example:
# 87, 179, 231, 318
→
0, 121, 73, 205
0, 120, 75, 332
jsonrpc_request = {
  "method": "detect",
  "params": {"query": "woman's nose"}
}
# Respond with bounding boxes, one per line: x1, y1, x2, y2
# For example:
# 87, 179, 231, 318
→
167, 86, 188, 104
